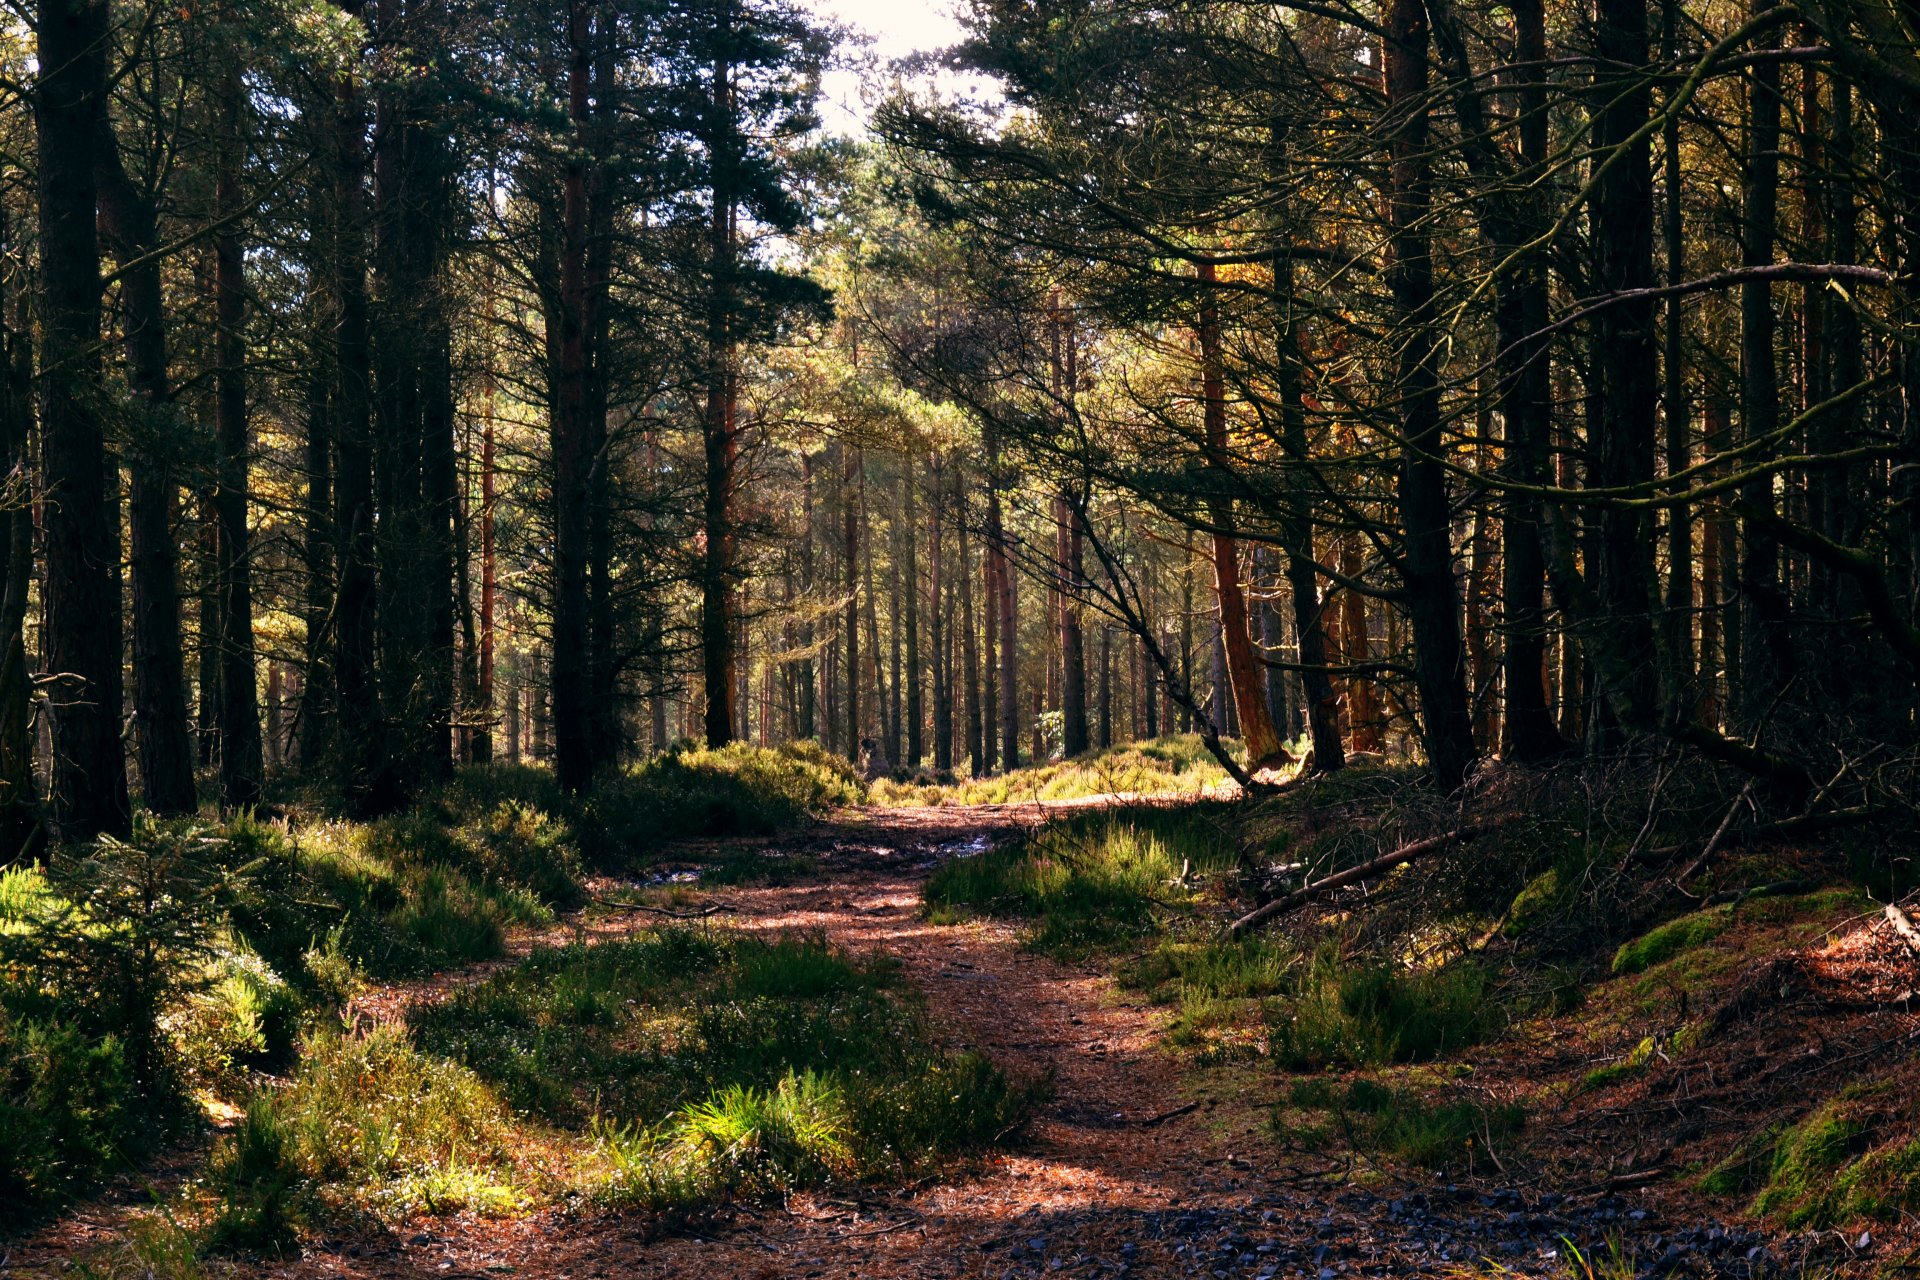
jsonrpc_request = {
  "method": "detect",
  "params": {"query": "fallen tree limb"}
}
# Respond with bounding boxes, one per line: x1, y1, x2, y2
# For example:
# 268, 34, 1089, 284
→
1224, 822, 1501, 937
1884, 903, 1920, 958
596, 898, 738, 919
1673, 779, 1756, 890
1135, 1100, 1201, 1127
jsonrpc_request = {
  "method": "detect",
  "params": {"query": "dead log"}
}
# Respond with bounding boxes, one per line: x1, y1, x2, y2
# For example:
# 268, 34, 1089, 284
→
1884, 903, 1920, 957
596, 898, 738, 919
1224, 823, 1500, 937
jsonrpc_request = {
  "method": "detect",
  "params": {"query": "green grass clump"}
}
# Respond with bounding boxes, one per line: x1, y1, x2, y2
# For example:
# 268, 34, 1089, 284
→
589, 742, 863, 856
922, 805, 1237, 958
409, 926, 1033, 1211
1266, 946, 1493, 1070
1580, 1035, 1656, 1089
1611, 907, 1731, 975
1119, 934, 1300, 1060
222, 1025, 526, 1223
871, 735, 1232, 807
1276, 1077, 1523, 1171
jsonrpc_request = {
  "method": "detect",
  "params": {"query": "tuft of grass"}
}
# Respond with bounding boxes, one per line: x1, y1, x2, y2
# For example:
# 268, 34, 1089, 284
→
1266, 946, 1494, 1070
922, 805, 1238, 958
1275, 1077, 1523, 1171
232, 1025, 527, 1221
871, 735, 1231, 807
1580, 1035, 1656, 1090
1120, 934, 1300, 1061
409, 926, 1035, 1213
588, 742, 863, 857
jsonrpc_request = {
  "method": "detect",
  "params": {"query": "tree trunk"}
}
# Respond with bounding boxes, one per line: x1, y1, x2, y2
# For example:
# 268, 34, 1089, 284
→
958, 473, 983, 771
988, 429, 1018, 768
1383, 0, 1477, 790
214, 63, 265, 809
1195, 261, 1287, 765
700, 24, 739, 752
843, 444, 860, 760
904, 451, 922, 766
333, 0, 385, 810
930, 451, 952, 771
36, 0, 129, 838
1736, 11, 1790, 733
94, 109, 195, 817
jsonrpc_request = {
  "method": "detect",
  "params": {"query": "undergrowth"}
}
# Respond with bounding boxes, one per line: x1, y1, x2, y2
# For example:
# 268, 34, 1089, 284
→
2, 745, 859, 1227
202, 926, 1033, 1238
922, 803, 1239, 957
871, 735, 1231, 806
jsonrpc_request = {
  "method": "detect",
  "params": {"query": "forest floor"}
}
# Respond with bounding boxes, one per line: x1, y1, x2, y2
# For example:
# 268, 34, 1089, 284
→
6, 797, 1852, 1280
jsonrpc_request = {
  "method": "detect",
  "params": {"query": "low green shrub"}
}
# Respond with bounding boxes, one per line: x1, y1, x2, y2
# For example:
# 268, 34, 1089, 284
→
871, 734, 1231, 806
587, 742, 862, 858
1277, 1077, 1523, 1171
1267, 947, 1493, 1070
229, 1025, 524, 1221
411, 926, 1034, 1211
923, 805, 1238, 957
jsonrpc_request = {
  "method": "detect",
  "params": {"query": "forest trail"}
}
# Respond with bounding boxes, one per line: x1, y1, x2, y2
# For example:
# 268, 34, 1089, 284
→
257, 800, 1780, 1280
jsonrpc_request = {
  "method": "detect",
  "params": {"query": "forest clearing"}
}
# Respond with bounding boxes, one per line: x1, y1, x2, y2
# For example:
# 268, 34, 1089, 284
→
10, 0, 1920, 1273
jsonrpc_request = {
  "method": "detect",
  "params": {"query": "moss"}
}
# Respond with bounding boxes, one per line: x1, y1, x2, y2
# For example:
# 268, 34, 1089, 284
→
1612, 907, 1731, 975
1581, 1035, 1655, 1089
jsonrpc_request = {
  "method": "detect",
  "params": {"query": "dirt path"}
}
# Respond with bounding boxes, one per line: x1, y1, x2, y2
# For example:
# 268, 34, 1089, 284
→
7, 802, 1797, 1279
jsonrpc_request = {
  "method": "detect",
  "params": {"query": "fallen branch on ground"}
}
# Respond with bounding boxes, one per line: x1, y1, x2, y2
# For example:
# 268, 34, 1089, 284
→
1884, 903, 1920, 957
1224, 823, 1503, 937
595, 898, 738, 918
1136, 1101, 1201, 1127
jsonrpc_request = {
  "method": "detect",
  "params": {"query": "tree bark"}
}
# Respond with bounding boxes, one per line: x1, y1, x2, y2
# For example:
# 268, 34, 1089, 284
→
36, 0, 129, 838
214, 62, 265, 808
93, 108, 195, 817
1195, 260, 1288, 765
1383, 0, 1477, 790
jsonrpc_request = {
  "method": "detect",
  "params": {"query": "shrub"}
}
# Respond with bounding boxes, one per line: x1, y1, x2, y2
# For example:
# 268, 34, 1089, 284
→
923, 805, 1238, 957
0, 1013, 133, 1213
1277, 1077, 1523, 1171
238, 1025, 524, 1220
1267, 947, 1493, 1070
412, 926, 1033, 1212
871, 734, 1231, 807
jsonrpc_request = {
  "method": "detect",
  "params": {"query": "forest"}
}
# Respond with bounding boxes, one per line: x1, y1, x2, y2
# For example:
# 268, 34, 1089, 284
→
6, 0, 1920, 1273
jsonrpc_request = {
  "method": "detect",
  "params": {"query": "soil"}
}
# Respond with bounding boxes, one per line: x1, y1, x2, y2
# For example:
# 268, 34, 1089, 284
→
1, 801, 1869, 1279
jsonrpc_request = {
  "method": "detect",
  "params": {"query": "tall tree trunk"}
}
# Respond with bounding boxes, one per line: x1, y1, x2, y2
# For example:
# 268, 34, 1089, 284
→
1195, 261, 1287, 765
930, 450, 951, 772
0, 200, 40, 857
36, 0, 128, 838
1273, 276, 1345, 772
333, 0, 384, 810
1736, 11, 1790, 732
1383, 0, 1476, 789
904, 451, 922, 765
553, 0, 601, 783
958, 476, 983, 771
700, 24, 740, 751
843, 444, 860, 760
94, 111, 195, 816
988, 432, 1018, 768
214, 62, 265, 808
1660, 0, 1696, 712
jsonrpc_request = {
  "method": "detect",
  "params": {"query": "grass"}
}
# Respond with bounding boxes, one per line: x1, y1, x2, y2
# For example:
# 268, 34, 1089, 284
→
1265, 945, 1494, 1070
922, 803, 1240, 958
206, 925, 1033, 1241
1275, 1076, 1524, 1171
870, 735, 1233, 807
2, 747, 863, 1226
407, 927, 1035, 1211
